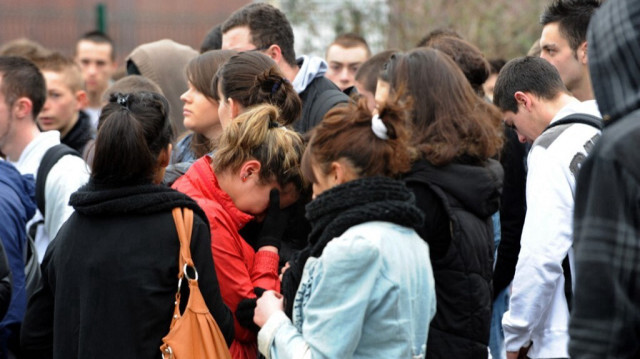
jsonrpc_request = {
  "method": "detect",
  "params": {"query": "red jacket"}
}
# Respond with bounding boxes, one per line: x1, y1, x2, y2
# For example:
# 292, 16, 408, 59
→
173, 156, 280, 359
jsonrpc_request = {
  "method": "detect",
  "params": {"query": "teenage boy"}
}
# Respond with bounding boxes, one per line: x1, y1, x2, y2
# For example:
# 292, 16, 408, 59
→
539, 0, 601, 101
37, 52, 94, 155
493, 56, 601, 359
221, 3, 349, 133
74, 31, 117, 128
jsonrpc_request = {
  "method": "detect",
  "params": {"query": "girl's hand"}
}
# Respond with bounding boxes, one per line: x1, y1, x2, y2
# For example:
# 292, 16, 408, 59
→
254, 290, 284, 328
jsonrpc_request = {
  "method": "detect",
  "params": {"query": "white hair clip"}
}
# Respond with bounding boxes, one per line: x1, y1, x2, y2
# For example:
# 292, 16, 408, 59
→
371, 114, 389, 140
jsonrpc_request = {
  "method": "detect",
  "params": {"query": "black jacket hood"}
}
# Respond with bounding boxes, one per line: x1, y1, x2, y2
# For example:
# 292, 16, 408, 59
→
69, 181, 208, 225
588, 0, 640, 124
404, 158, 503, 219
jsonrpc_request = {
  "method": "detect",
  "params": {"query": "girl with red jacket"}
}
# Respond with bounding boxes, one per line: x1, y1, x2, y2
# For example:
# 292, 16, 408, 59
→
172, 104, 304, 359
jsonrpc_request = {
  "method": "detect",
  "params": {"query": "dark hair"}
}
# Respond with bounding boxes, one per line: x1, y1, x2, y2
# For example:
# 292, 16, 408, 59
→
382, 48, 503, 166
77, 30, 116, 61
493, 56, 568, 114
540, 0, 601, 52
185, 49, 236, 156
0, 56, 46, 118
354, 50, 396, 94
302, 97, 414, 183
424, 36, 490, 96
92, 92, 173, 186
488, 58, 507, 75
416, 28, 463, 48
215, 51, 301, 125
222, 3, 296, 66
327, 33, 371, 56
200, 24, 223, 53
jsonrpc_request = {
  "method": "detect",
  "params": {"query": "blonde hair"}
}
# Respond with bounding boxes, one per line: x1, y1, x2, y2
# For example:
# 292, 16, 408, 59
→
35, 52, 84, 92
213, 104, 305, 189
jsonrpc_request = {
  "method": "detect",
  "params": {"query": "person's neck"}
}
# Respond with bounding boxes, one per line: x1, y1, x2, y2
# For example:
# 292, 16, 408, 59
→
215, 169, 237, 202
4, 122, 40, 162
204, 124, 223, 144
569, 83, 594, 102
60, 112, 80, 139
542, 93, 579, 125
278, 60, 300, 83
87, 91, 104, 109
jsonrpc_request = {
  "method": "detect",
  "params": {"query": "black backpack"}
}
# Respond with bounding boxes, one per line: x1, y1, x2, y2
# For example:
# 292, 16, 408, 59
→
24, 144, 81, 299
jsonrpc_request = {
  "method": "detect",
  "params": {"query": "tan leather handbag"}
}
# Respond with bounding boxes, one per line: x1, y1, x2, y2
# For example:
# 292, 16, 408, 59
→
160, 208, 232, 359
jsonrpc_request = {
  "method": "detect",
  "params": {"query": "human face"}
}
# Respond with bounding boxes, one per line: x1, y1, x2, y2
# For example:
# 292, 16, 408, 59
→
540, 22, 583, 93
503, 110, 537, 144
180, 82, 220, 139
221, 26, 256, 52
325, 45, 369, 91
237, 178, 285, 216
75, 40, 115, 96
0, 76, 14, 154
374, 79, 390, 114
483, 73, 498, 102
38, 71, 81, 137
355, 80, 375, 113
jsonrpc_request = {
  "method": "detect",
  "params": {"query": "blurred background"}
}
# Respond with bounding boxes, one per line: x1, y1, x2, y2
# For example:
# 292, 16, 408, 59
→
0, 0, 545, 63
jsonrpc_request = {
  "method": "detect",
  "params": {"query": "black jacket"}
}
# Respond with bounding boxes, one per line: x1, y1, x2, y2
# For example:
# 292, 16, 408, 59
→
61, 110, 95, 157
405, 159, 503, 359
20, 182, 234, 359
294, 76, 350, 133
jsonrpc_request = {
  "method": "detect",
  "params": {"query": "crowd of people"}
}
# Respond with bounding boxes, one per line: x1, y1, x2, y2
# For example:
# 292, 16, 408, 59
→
0, 0, 638, 358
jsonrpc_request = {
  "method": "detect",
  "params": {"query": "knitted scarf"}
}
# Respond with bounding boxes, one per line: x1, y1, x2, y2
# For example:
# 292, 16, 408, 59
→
281, 176, 424, 317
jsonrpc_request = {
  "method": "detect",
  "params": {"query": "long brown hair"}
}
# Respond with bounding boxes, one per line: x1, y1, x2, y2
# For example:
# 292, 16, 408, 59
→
185, 49, 236, 157
382, 48, 503, 166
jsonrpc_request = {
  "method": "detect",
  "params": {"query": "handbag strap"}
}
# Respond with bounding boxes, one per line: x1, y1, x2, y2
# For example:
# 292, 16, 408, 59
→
172, 207, 195, 276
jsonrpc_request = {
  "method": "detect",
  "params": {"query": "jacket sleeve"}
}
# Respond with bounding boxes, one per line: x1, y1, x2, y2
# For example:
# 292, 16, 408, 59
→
20, 239, 56, 359
502, 148, 573, 351
0, 238, 12, 321
210, 217, 280, 344
569, 152, 640, 357
258, 234, 381, 359
43, 156, 89, 239
191, 215, 235, 346
494, 128, 527, 298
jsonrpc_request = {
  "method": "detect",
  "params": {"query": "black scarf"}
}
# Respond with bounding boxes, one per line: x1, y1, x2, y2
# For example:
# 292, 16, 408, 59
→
281, 176, 424, 317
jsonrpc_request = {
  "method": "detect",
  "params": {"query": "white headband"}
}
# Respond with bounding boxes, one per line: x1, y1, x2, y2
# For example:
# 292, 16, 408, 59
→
371, 114, 389, 140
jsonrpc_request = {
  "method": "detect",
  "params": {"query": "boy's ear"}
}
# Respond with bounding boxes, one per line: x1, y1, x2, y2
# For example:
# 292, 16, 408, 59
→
75, 90, 88, 110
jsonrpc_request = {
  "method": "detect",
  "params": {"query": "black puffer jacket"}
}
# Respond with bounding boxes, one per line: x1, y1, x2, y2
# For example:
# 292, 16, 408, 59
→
21, 182, 234, 359
405, 159, 503, 359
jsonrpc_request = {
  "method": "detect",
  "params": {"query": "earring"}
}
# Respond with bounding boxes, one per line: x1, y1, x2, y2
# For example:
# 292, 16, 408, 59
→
241, 175, 247, 182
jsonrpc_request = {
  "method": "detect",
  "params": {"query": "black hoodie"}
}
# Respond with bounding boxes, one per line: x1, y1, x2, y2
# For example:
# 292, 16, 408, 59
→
569, 1, 640, 357
404, 158, 503, 359
21, 182, 234, 359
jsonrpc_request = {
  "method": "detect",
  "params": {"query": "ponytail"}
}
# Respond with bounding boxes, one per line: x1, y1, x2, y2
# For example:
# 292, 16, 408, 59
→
216, 52, 301, 125
92, 92, 173, 186
302, 97, 415, 183
213, 104, 304, 189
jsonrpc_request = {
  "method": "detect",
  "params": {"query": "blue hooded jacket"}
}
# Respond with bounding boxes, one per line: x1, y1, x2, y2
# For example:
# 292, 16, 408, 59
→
0, 161, 36, 327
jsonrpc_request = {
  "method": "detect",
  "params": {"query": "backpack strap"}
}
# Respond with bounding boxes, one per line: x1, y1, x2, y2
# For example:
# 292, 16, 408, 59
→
544, 113, 603, 132
543, 112, 601, 313
36, 144, 81, 215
